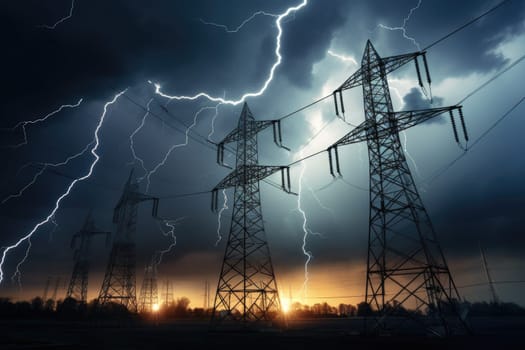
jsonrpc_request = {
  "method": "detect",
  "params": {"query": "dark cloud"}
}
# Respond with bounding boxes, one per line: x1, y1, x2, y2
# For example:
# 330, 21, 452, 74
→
402, 87, 446, 124
1, 0, 524, 303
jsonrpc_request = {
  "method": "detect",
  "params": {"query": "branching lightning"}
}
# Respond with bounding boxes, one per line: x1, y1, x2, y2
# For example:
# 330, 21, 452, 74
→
214, 189, 228, 246
1, 142, 94, 205
11, 237, 31, 288
296, 160, 313, 301
153, 0, 308, 106
140, 105, 221, 193
377, 0, 422, 51
0, 90, 127, 284
327, 50, 358, 66
129, 98, 154, 179
199, 11, 278, 33
154, 217, 184, 267
37, 0, 76, 30
4, 98, 83, 149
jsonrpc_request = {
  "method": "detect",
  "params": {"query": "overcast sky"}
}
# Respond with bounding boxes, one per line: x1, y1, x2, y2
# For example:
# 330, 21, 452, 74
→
1, 0, 524, 307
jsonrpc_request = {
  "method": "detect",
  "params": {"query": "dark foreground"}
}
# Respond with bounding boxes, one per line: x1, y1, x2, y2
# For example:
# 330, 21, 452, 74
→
1, 317, 524, 350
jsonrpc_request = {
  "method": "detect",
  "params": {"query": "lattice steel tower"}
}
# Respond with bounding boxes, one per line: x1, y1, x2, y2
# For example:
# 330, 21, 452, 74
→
66, 211, 110, 303
329, 41, 469, 335
138, 259, 159, 313
210, 103, 292, 328
98, 171, 159, 311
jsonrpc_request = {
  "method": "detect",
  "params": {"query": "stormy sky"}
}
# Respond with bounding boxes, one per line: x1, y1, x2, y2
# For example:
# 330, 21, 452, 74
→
1, 0, 524, 307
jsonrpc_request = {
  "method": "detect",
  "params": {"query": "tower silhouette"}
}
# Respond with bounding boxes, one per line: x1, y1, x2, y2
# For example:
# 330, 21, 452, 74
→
66, 211, 110, 303
479, 241, 499, 304
210, 103, 293, 329
98, 171, 159, 311
329, 41, 469, 335
138, 260, 159, 313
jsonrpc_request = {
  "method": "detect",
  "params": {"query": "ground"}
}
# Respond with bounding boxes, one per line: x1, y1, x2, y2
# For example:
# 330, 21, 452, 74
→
1, 317, 524, 349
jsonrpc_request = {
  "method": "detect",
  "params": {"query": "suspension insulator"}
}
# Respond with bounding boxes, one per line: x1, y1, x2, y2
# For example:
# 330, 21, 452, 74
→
286, 167, 291, 192
339, 90, 345, 115
449, 110, 459, 143
272, 121, 278, 144
334, 146, 341, 175
414, 57, 423, 87
333, 91, 339, 117
458, 107, 469, 142
422, 53, 432, 85
280, 168, 286, 190
211, 190, 218, 212
328, 147, 335, 177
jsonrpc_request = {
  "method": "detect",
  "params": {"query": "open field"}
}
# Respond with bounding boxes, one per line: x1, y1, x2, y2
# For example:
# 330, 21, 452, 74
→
1, 317, 524, 350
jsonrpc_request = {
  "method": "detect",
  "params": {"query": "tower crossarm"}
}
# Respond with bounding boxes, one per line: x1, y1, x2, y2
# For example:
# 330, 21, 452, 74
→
113, 192, 159, 223
336, 51, 422, 92
326, 105, 463, 177
217, 120, 289, 167
219, 120, 273, 145
211, 165, 293, 211
214, 165, 283, 189
332, 105, 461, 148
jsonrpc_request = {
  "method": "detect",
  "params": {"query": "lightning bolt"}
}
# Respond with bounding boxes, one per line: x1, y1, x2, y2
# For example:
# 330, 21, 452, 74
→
4, 98, 83, 149
153, 0, 309, 106
128, 98, 154, 179
0, 89, 127, 284
10, 237, 31, 288
140, 104, 221, 193
327, 50, 358, 66
154, 217, 184, 267
1, 142, 94, 205
37, 0, 76, 30
296, 160, 313, 301
214, 189, 228, 246
199, 11, 278, 33
377, 0, 422, 51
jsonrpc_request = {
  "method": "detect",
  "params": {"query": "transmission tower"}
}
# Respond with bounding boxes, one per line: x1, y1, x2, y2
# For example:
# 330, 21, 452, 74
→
98, 170, 159, 311
329, 41, 469, 335
138, 261, 159, 313
161, 279, 174, 307
210, 102, 293, 329
479, 241, 499, 304
66, 211, 110, 303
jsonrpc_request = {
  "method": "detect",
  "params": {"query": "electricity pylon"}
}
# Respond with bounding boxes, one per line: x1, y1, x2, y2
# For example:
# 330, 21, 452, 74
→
98, 170, 159, 311
66, 211, 110, 303
329, 41, 469, 335
479, 241, 499, 304
210, 102, 293, 329
138, 258, 159, 313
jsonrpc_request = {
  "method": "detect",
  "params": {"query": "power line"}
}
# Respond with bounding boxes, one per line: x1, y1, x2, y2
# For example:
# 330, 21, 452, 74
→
426, 95, 525, 184
458, 54, 525, 105
458, 280, 525, 289
423, 0, 512, 51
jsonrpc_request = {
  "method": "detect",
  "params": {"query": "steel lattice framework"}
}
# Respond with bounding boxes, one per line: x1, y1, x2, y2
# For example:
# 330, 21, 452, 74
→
329, 41, 469, 335
210, 103, 292, 329
138, 261, 159, 313
66, 211, 110, 303
98, 171, 159, 311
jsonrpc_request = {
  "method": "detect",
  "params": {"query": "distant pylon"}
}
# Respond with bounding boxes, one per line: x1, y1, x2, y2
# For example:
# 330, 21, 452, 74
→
138, 259, 159, 313
210, 103, 293, 329
66, 211, 110, 303
98, 170, 159, 311
161, 279, 174, 307
479, 241, 499, 304
329, 40, 469, 335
